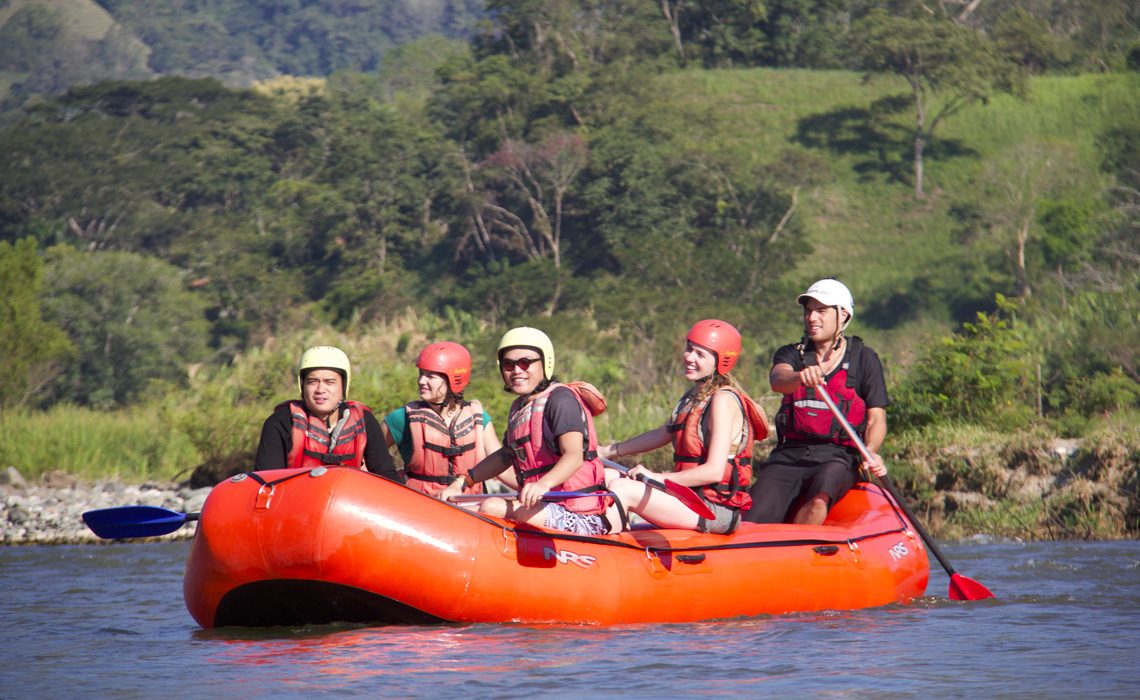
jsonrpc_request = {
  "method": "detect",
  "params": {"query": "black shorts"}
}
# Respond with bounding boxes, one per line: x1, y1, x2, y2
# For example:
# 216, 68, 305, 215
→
742, 444, 858, 524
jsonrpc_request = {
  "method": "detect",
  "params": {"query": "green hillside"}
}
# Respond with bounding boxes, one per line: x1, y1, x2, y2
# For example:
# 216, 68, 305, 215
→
675, 69, 1136, 317
0, 0, 153, 108
1, 1, 1137, 536
0, 0, 484, 111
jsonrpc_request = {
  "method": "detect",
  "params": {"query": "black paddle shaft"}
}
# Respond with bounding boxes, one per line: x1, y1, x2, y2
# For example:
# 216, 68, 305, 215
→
813, 385, 965, 580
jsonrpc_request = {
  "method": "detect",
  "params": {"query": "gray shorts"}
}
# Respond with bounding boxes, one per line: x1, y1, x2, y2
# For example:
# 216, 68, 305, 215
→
544, 503, 609, 535
696, 499, 742, 535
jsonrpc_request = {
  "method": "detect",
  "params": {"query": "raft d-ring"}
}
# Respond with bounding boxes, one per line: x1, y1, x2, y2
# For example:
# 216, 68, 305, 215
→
847, 539, 860, 553
230, 473, 247, 483
255, 484, 275, 510
642, 547, 666, 575
498, 526, 518, 558
310, 467, 328, 477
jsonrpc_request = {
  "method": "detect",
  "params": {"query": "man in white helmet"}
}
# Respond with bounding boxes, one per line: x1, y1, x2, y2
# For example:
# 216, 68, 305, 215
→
253, 346, 401, 481
743, 279, 889, 525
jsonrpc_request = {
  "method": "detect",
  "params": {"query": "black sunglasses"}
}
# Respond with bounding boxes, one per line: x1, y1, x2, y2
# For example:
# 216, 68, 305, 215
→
500, 357, 542, 371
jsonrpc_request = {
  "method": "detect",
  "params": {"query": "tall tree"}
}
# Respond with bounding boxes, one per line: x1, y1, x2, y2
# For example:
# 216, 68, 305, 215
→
977, 138, 1081, 298
0, 238, 73, 407
853, 5, 1024, 198
476, 132, 589, 314
40, 246, 209, 408
676, 0, 770, 67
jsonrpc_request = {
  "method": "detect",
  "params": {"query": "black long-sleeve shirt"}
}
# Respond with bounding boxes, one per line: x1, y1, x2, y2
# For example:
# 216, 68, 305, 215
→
253, 403, 403, 483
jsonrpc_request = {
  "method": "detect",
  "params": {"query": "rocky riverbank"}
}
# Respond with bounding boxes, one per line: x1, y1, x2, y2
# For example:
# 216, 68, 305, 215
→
1, 467, 210, 545
3, 428, 1136, 544
887, 432, 1139, 540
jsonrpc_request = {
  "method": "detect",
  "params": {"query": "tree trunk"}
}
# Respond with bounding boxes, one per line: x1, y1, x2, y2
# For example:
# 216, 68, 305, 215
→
914, 131, 926, 199
912, 85, 927, 199
1017, 216, 1032, 297
659, 1, 685, 62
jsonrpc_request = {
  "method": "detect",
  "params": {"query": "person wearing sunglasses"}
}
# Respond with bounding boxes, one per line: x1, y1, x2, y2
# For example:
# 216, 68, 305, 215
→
380, 341, 511, 499
438, 327, 612, 535
598, 320, 770, 534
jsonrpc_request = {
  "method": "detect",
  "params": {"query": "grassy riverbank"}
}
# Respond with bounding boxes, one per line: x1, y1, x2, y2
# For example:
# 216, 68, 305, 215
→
3, 318, 1136, 541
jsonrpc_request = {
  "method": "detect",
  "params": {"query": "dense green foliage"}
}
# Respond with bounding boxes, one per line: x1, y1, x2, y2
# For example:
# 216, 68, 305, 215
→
0, 0, 1137, 483
99, 0, 484, 78
0, 238, 73, 407
3, 0, 1136, 111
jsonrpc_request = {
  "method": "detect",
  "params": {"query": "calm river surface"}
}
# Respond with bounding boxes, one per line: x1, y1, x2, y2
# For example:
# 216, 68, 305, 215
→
1, 539, 1137, 698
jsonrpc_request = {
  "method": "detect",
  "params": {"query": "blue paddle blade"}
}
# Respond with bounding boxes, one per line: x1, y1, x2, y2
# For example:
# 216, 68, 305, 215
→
82, 505, 191, 539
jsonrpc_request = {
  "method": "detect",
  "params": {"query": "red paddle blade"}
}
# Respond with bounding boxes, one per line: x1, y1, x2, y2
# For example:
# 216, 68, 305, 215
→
662, 479, 715, 520
949, 573, 996, 601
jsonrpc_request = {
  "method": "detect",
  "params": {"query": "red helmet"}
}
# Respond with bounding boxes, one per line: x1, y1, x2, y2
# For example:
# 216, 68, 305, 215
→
416, 342, 472, 393
686, 319, 741, 375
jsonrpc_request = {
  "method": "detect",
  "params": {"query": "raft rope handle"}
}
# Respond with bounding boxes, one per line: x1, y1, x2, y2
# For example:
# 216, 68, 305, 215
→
353, 468, 908, 556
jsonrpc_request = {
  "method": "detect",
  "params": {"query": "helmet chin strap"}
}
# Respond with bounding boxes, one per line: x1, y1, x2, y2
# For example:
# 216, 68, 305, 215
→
797, 312, 845, 364
831, 307, 845, 352
328, 400, 350, 443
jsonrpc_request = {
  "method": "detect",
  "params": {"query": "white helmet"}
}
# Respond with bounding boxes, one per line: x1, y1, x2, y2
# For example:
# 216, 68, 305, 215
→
797, 279, 854, 330
298, 346, 351, 397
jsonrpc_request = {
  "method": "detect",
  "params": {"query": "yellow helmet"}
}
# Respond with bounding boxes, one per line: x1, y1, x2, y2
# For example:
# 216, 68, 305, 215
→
497, 326, 554, 379
298, 346, 351, 397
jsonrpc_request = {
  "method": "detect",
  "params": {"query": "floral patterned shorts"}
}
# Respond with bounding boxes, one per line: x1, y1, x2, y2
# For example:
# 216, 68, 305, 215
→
544, 503, 609, 535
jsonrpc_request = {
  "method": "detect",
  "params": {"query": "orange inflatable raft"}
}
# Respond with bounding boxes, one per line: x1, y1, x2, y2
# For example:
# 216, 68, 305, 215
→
183, 467, 930, 628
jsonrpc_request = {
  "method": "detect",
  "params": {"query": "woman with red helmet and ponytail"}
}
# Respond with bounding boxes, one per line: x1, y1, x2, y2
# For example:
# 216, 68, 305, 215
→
600, 320, 770, 534
381, 341, 510, 499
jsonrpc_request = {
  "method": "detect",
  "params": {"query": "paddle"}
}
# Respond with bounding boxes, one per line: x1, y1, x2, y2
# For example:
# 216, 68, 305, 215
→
813, 384, 995, 601
82, 505, 200, 540
448, 490, 616, 504
601, 457, 716, 520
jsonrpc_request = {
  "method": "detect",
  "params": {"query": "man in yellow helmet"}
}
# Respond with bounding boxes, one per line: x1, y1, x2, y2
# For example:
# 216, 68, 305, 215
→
253, 346, 400, 481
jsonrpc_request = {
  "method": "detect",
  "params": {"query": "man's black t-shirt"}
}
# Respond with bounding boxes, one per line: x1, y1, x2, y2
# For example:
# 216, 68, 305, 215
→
771, 339, 890, 409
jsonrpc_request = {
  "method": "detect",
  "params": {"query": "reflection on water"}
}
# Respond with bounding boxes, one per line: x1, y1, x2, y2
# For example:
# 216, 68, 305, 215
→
1, 539, 1137, 698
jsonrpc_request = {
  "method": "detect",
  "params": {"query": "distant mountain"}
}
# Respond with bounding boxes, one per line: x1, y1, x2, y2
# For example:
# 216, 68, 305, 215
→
1, 0, 483, 110
0, 0, 154, 108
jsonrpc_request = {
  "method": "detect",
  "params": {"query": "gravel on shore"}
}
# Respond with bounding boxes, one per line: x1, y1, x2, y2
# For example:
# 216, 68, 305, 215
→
1, 467, 211, 545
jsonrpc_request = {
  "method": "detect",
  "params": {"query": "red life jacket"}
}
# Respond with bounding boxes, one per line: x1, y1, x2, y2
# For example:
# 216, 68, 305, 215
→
504, 383, 608, 515
403, 400, 488, 497
775, 336, 866, 449
667, 385, 764, 510
280, 399, 370, 470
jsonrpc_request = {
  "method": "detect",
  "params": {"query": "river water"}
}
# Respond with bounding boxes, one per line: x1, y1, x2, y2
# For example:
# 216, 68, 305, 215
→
1, 538, 1137, 698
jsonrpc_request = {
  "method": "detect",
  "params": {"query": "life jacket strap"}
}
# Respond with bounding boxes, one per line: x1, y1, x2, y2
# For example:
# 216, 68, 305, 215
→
303, 449, 354, 465
423, 441, 475, 458
406, 472, 456, 485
